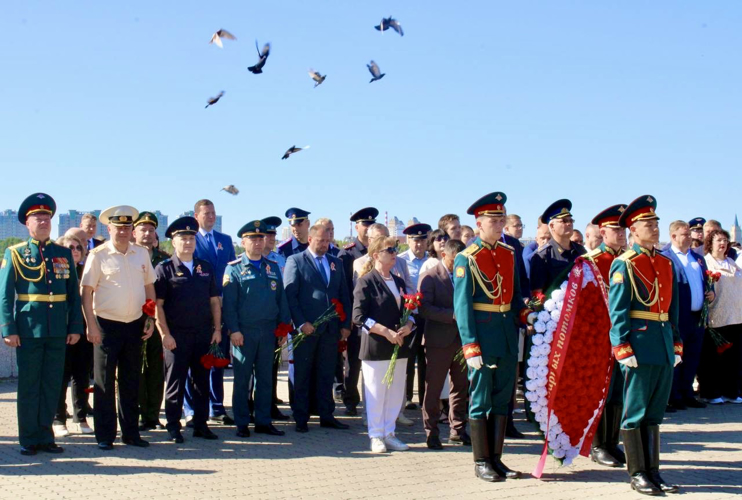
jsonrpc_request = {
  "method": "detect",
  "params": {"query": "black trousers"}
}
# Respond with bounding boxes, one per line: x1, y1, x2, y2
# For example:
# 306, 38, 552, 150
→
163, 331, 211, 431
93, 316, 144, 443
55, 335, 93, 424
405, 317, 426, 403
670, 311, 704, 403
291, 329, 338, 425
343, 327, 363, 410
699, 324, 742, 400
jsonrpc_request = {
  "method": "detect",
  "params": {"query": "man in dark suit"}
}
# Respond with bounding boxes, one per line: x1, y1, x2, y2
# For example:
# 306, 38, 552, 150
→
80, 213, 104, 253
283, 224, 352, 432
418, 238, 469, 450
184, 199, 236, 426
662, 220, 714, 411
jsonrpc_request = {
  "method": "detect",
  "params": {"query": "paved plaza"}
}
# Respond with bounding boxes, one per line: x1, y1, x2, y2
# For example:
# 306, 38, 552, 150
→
0, 369, 740, 500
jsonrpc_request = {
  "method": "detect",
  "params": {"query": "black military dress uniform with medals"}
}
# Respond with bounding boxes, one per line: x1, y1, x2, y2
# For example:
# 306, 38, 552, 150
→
0, 193, 83, 455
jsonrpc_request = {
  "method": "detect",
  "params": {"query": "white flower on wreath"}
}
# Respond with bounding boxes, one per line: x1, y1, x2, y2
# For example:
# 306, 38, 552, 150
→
537, 310, 552, 323
544, 299, 557, 312
534, 320, 547, 333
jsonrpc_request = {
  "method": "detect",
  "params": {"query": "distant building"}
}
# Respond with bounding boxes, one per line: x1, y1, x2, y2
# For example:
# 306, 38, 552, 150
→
57, 210, 105, 239
388, 216, 405, 238
280, 226, 291, 242
0, 210, 27, 240
179, 211, 221, 233
731, 215, 741, 244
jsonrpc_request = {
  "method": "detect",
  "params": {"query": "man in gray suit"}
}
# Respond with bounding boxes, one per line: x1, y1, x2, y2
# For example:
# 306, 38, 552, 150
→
418, 239, 469, 450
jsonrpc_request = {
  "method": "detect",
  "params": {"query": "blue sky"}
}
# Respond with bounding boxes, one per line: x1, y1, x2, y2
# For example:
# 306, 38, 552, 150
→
2, 1, 740, 239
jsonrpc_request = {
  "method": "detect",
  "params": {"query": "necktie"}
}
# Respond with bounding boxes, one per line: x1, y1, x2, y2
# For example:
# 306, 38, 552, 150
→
206, 233, 218, 261
316, 257, 328, 285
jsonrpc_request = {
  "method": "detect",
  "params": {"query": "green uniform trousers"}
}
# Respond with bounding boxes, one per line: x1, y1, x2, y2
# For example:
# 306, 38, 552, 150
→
620, 363, 672, 429
138, 331, 164, 423
16, 337, 67, 447
468, 355, 517, 419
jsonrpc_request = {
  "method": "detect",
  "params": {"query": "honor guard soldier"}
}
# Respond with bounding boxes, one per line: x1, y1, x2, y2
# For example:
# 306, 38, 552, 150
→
608, 195, 681, 496
277, 207, 311, 259
584, 204, 628, 468
133, 211, 168, 430
453, 192, 535, 482
155, 217, 221, 443
223, 220, 292, 438
530, 199, 586, 296
1, 193, 83, 456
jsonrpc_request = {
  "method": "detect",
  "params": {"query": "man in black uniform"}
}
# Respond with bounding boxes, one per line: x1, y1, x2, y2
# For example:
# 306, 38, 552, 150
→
338, 207, 378, 415
154, 217, 222, 443
277, 208, 311, 259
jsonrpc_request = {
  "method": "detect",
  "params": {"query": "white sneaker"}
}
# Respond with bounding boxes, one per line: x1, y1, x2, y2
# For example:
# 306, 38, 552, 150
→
384, 434, 409, 451
53, 424, 69, 437
707, 397, 725, 405
370, 437, 387, 453
723, 396, 742, 404
74, 421, 94, 434
396, 413, 414, 426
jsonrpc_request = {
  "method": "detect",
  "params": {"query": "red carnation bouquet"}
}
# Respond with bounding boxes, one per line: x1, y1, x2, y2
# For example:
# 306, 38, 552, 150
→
701, 270, 732, 354
382, 292, 422, 387
275, 298, 346, 360
201, 342, 230, 369
141, 299, 157, 371
338, 339, 348, 353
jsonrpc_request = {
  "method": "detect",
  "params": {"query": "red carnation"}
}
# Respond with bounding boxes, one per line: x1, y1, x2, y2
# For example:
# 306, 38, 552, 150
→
717, 343, 733, 355
142, 299, 156, 318
274, 323, 293, 338
338, 340, 348, 353
331, 298, 347, 322
84, 387, 94, 394
201, 353, 215, 370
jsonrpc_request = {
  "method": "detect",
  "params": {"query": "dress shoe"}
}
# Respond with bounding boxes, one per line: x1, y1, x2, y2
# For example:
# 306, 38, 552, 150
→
344, 406, 357, 416
38, 443, 64, 454
97, 442, 114, 451
449, 432, 471, 446
320, 419, 349, 430
723, 396, 742, 404
683, 398, 706, 409
706, 397, 724, 405
255, 424, 285, 436
274, 397, 284, 405
209, 414, 235, 425
668, 400, 687, 411
236, 426, 251, 438
169, 430, 184, 443
193, 427, 219, 440
122, 436, 150, 447
139, 421, 155, 431
426, 435, 443, 450
405, 400, 418, 410
271, 407, 290, 421
591, 446, 622, 468
20, 445, 37, 456
295, 423, 309, 433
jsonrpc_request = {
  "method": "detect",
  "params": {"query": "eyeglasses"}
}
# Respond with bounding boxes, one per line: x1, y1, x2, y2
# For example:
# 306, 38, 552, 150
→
68, 244, 83, 251
434, 235, 450, 242
382, 246, 398, 255
512, 224, 525, 229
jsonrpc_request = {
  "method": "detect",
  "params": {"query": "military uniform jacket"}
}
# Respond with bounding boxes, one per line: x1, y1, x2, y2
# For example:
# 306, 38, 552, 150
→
453, 238, 527, 363
1, 238, 83, 338
277, 236, 308, 260
608, 243, 682, 365
585, 242, 621, 285
530, 239, 586, 293
154, 255, 218, 334
222, 255, 291, 334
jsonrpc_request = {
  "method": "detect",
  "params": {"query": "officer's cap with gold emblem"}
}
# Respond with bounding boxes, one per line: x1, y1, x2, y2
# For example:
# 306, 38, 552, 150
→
619, 195, 660, 228
238, 220, 268, 238
285, 207, 311, 226
688, 217, 706, 231
100, 205, 139, 226
134, 211, 159, 229
261, 216, 282, 235
350, 207, 379, 225
541, 199, 573, 223
467, 192, 507, 217
403, 223, 432, 239
18, 193, 56, 223
591, 204, 627, 229
166, 216, 199, 238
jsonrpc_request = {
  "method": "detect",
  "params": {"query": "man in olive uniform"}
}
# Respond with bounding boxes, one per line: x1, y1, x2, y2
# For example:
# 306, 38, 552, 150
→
453, 192, 535, 482
133, 211, 169, 430
609, 195, 682, 496
223, 220, 292, 438
584, 204, 628, 468
1, 193, 83, 455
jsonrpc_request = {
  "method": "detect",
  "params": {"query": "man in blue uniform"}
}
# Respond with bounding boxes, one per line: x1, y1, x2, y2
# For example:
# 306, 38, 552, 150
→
1, 193, 83, 456
277, 208, 311, 259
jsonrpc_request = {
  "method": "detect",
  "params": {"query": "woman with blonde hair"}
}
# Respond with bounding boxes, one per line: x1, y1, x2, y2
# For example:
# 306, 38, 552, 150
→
353, 236, 414, 453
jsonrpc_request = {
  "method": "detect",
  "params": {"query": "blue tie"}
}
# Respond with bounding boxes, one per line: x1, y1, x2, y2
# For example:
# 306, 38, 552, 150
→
316, 257, 328, 285
206, 233, 218, 261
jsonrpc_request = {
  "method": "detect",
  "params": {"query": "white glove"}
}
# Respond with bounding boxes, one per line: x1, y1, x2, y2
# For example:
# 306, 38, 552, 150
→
618, 355, 638, 368
527, 312, 538, 325
674, 355, 682, 367
466, 356, 483, 370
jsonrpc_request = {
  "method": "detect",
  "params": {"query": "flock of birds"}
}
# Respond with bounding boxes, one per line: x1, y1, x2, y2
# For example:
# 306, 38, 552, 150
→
209, 16, 405, 196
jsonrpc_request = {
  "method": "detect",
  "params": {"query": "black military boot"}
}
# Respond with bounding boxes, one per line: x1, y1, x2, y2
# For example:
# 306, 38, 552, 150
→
605, 404, 626, 465
644, 425, 679, 494
470, 418, 501, 482
591, 409, 621, 467
489, 414, 522, 479
621, 428, 661, 496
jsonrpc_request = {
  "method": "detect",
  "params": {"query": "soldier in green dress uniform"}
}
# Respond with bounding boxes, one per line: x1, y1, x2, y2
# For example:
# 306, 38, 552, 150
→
608, 195, 682, 496
453, 192, 536, 483
1, 193, 83, 456
133, 211, 168, 430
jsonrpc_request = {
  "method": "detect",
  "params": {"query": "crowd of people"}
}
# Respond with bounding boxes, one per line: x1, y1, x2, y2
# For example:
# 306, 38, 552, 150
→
2, 191, 741, 496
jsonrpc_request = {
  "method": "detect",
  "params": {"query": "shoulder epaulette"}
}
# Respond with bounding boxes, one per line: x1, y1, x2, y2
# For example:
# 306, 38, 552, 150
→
585, 247, 602, 259
227, 257, 242, 265
461, 243, 481, 257
616, 249, 637, 262
9, 242, 27, 250
497, 241, 514, 252
89, 244, 106, 254
343, 242, 356, 250
277, 239, 291, 248
161, 258, 172, 265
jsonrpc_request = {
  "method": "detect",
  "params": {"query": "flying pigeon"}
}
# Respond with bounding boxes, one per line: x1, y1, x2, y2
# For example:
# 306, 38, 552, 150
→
375, 16, 403, 36
221, 185, 239, 195
248, 41, 270, 74
281, 145, 310, 160
205, 91, 225, 108
308, 69, 326, 88
209, 29, 237, 48
367, 61, 385, 83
